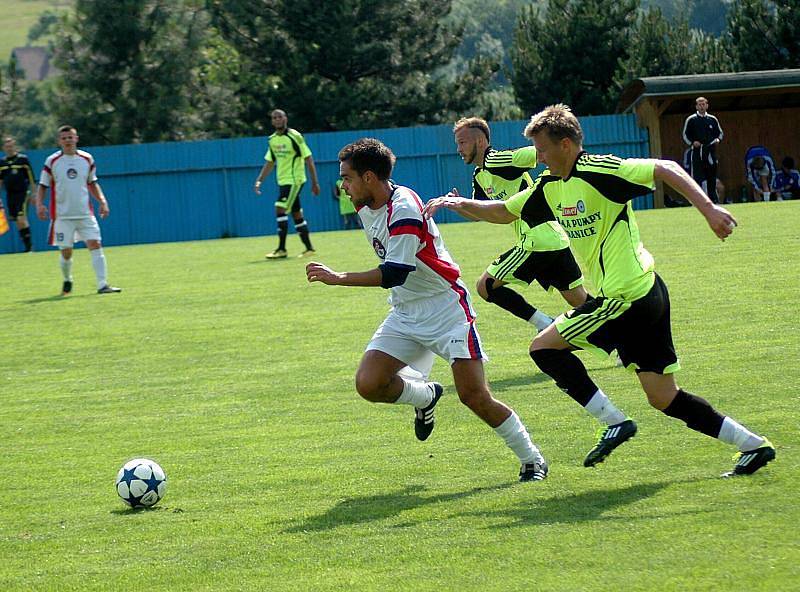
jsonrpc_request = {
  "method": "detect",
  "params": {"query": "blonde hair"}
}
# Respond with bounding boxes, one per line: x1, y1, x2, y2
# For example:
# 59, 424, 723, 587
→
453, 117, 490, 141
523, 104, 583, 145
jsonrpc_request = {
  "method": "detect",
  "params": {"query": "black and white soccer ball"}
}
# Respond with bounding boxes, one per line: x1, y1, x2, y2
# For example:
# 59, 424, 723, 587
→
115, 458, 167, 508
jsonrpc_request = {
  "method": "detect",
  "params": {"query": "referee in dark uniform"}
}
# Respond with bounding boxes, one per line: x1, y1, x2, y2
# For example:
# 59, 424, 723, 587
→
682, 97, 723, 204
0, 136, 35, 251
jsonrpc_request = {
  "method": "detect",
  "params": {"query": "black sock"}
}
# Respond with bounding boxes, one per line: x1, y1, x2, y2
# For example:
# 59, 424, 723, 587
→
19, 227, 32, 251
277, 218, 288, 250
662, 389, 724, 438
295, 218, 313, 250
530, 348, 598, 406
487, 284, 536, 321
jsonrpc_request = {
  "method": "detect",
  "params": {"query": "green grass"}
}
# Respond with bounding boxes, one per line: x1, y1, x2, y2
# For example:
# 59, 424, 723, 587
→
0, 0, 71, 63
1, 202, 798, 591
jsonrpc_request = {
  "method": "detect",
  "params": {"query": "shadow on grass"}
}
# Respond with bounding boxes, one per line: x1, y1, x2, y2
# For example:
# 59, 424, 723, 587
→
489, 372, 552, 390
464, 480, 701, 528
20, 294, 90, 304
284, 483, 514, 533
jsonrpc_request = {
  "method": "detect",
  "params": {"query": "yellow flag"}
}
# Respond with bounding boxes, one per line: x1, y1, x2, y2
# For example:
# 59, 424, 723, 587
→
0, 207, 8, 236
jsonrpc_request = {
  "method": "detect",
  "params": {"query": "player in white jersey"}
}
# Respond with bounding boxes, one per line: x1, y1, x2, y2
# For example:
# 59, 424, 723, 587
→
35, 125, 121, 296
306, 138, 548, 481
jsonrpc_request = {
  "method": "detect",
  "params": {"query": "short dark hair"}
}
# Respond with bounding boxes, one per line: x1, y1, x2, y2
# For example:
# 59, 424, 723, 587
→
338, 138, 396, 180
524, 104, 583, 145
57, 125, 76, 135
453, 117, 490, 141
782, 156, 795, 169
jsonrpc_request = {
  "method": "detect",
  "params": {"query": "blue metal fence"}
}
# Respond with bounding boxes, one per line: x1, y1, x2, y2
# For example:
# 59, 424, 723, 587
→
1, 115, 649, 254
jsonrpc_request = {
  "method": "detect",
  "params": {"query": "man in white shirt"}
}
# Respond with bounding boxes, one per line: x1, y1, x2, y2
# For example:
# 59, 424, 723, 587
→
306, 138, 548, 482
36, 125, 121, 295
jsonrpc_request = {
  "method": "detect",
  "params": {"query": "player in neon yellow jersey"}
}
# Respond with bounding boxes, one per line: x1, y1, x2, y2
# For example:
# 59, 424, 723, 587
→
254, 109, 320, 259
425, 104, 775, 478
449, 117, 586, 333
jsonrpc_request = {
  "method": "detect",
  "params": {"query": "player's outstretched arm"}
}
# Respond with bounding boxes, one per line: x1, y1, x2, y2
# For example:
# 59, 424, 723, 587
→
306, 262, 383, 287
654, 159, 736, 240
423, 195, 517, 224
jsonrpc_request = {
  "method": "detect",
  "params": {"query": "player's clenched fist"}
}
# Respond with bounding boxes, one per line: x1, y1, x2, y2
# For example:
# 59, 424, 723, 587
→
306, 262, 342, 285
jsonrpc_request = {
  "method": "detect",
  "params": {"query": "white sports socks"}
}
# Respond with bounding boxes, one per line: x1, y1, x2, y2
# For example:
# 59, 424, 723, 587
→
718, 417, 765, 452
90, 248, 108, 289
494, 411, 543, 464
395, 379, 434, 408
59, 254, 73, 281
585, 389, 626, 425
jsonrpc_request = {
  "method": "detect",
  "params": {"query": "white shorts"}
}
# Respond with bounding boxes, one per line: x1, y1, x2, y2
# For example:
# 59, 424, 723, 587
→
366, 286, 487, 376
49, 216, 102, 248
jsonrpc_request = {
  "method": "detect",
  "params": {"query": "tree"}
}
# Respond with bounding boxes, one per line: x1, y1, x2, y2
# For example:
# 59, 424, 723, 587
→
510, 0, 639, 116
48, 0, 237, 145
725, 0, 800, 70
0, 60, 21, 130
209, 0, 495, 133
612, 8, 733, 99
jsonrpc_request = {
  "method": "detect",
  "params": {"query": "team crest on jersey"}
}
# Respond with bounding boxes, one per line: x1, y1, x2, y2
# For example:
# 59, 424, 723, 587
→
485, 186, 493, 195
577, 200, 586, 213
372, 238, 386, 259
67, 168, 78, 179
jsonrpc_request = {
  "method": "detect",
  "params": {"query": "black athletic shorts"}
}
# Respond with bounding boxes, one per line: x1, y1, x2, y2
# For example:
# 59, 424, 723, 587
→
6, 192, 28, 218
488, 246, 583, 292
556, 273, 679, 374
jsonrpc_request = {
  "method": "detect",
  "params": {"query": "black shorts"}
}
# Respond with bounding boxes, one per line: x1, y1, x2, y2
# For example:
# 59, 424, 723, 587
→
276, 184, 304, 213
5, 192, 29, 218
487, 246, 584, 292
556, 273, 679, 374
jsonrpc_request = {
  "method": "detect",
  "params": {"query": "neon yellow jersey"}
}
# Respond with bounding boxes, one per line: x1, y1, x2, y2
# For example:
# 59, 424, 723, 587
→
264, 128, 312, 185
473, 146, 568, 252
336, 179, 356, 215
506, 153, 657, 300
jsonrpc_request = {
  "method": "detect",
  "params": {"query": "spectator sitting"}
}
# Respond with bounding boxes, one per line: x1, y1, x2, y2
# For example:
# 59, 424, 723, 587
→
773, 156, 800, 201
744, 146, 775, 202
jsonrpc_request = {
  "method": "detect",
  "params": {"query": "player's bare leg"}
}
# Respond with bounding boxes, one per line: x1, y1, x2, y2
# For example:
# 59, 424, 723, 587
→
355, 350, 442, 441
451, 358, 547, 480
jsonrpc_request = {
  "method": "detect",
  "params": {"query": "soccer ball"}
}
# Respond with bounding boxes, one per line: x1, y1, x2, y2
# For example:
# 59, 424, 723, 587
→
115, 458, 167, 508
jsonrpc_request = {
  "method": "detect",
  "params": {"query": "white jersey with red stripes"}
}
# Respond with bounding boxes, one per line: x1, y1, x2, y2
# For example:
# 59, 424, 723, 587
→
39, 149, 98, 219
358, 183, 469, 307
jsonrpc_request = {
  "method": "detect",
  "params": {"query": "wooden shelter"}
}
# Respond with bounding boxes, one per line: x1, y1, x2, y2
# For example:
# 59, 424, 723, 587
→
618, 70, 800, 207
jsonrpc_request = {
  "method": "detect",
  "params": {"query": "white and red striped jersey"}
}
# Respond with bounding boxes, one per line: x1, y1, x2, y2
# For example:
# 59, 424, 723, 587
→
39, 150, 98, 219
359, 183, 469, 307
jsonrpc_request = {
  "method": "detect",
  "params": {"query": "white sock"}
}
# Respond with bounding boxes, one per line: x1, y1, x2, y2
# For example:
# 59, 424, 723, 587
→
585, 389, 626, 425
494, 411, 543, 464
395, 379, 434, 408
718, 417, 765, 452
59, 254, 73, 281
529, 310, 554, 331
90, 248, 108, 289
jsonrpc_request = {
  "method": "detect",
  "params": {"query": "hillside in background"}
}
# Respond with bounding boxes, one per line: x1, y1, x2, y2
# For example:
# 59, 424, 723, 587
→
0, 0, 71, 64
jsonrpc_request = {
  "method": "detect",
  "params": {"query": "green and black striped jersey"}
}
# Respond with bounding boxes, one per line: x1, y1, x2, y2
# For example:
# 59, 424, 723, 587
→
506, 152, 657, 300
0, 152, 35, 194
265, 128, 312, 185
473, 146, 568, 252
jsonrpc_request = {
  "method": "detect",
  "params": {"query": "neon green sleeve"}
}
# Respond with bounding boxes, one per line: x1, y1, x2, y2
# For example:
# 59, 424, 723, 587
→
511, 146, 538, 169
617, 158, 657, 189
504, 185, 533, 217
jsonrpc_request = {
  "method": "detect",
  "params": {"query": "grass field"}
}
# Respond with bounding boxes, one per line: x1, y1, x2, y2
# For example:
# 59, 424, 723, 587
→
0, 0, 71, 63
1, 202, 798, 591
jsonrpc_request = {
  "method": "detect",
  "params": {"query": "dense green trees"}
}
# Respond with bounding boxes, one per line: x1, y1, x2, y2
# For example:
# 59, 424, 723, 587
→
208, 0, 497, 133
47, 0, 235, 145
2, 0, 799, 147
